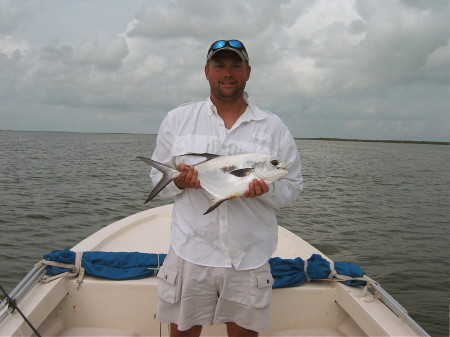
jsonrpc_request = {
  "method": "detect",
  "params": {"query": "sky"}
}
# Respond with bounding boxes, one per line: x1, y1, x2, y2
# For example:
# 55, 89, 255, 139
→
0, 0, 448, 141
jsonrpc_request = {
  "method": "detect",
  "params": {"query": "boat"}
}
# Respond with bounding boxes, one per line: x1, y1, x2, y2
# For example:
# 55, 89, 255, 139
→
0, 204, 429, 336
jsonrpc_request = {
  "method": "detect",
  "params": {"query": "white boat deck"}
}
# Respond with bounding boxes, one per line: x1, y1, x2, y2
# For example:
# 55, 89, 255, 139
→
0, 204, 425, 337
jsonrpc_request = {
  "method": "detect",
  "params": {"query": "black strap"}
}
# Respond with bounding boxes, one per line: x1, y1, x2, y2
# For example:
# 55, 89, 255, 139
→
0, 284, 42, 337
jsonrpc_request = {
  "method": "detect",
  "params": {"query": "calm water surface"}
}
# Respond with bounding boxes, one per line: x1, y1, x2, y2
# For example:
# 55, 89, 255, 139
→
0, 131, 448, 336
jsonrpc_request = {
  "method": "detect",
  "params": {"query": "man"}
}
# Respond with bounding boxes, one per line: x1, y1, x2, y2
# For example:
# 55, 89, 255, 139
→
151, 39, 303, 337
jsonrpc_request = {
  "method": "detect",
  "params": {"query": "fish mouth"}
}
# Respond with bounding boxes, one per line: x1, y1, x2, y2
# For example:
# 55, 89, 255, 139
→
278, 166, 289, 176
279, 167, 289, 175
277, 162, 289, 171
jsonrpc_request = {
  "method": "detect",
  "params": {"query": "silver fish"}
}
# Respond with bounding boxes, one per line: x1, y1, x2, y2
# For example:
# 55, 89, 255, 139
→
137, 153, 288, 215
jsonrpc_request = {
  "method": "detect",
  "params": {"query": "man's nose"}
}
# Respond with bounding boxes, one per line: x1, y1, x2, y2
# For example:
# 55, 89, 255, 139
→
224, 67, 233, 76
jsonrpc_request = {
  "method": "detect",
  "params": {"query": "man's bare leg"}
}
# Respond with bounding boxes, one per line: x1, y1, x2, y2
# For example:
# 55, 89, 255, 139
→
226, 322, 258, 337
170, 323, 202, 337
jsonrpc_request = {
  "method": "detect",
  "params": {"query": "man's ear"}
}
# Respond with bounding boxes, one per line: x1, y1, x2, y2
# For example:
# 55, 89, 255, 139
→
204, 64, 210, 80
246, 65, 252, 81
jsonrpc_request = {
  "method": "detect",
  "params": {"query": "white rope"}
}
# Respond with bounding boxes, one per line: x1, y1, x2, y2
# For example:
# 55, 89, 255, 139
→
303, 260, 311, 282
74, 252, 85, 288
37, 251, 86, 288
308, 261, 377, 301
147, 254, 164, 274
327, 261, 337, 279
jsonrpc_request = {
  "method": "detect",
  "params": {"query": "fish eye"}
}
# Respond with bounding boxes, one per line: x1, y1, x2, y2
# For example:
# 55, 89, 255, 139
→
270, 160, 279, 166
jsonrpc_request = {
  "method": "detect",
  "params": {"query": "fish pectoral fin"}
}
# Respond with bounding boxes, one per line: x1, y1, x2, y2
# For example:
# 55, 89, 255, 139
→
229, 168, 254, 177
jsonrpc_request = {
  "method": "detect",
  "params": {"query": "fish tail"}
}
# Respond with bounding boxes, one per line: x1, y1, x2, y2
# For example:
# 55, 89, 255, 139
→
136, 156, 179, 203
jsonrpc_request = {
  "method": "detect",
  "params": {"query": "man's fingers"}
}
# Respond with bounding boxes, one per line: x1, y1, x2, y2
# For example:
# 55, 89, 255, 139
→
186, 167, 199, 188
254, 179, 263, 195
175, 166, 200, 189
245, 179, 268, 198
184, 166, 194, 184
259, 179, 269, 194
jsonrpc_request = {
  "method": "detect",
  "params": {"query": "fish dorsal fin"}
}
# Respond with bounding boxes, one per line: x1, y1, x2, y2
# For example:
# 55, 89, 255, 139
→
229, 168, 254, 177
183, 153, 220, 164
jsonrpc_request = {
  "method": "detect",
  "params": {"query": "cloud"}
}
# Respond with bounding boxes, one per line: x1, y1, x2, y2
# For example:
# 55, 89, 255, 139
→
420, 44, 449, 84
280, 0, 448, 95
73, 35, 129, 70
0, 35, 30, 56
261, 0, 449, 140
0, 0, 40, 34
0, 0, 448, 140
6, 35, 130, 111
127, 0, 289, 40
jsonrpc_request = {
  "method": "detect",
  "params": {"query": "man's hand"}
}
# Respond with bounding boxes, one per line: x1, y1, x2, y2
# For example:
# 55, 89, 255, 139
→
244, 179, 269, 198
174, 164, 201, 190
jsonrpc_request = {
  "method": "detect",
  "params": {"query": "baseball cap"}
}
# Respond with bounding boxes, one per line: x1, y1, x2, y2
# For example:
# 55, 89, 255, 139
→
207, 39, 249, 63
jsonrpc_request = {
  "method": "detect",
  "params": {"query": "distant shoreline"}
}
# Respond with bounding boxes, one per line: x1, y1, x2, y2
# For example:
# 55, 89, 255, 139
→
296, 137, 449, 145
1, 130, 448, 145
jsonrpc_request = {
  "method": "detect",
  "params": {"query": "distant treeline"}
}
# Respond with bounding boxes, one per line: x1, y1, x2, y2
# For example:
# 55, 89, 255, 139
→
297, 138, 449, 145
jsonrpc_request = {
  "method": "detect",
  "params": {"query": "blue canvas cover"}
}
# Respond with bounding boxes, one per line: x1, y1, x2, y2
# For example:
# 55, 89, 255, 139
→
269, 253, 366, 288
44, 249, 167, 280
43, 250, 365, 287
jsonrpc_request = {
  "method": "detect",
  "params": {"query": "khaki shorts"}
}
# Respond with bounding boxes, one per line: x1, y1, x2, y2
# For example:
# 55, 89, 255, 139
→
156, 247, 274, 333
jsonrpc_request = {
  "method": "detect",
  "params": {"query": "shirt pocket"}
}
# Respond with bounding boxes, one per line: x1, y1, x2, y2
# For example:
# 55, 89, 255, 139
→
157, 265, 181, 304
231, 140, 272, 156
254, 131, 272, 145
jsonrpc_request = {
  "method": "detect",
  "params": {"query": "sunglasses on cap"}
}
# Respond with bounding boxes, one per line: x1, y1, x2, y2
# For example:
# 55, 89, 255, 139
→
207, 39, 249, 62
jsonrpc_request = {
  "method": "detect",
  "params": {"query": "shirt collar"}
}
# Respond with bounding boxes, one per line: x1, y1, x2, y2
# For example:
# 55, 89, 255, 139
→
206, 92, 266, 121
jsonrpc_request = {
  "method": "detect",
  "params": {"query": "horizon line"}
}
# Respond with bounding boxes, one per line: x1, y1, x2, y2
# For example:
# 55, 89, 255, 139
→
1, 129, 448, 145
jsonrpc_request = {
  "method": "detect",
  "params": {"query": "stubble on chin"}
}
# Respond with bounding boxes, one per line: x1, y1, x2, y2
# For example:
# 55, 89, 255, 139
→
211, 83, 245, 101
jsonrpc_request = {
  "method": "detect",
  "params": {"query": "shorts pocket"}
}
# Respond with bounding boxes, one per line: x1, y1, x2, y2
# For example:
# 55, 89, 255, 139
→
157, 265, 180, 304
250, 271, 274, 309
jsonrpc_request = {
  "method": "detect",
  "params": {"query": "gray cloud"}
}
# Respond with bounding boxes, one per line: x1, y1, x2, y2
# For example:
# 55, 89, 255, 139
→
127, 0, 290, 40
0, 0, 40, 34
0, 0, 448, 140
73, 35, 129, 70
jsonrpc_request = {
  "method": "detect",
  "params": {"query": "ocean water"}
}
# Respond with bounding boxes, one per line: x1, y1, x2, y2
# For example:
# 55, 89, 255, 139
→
0, 131, 448, 336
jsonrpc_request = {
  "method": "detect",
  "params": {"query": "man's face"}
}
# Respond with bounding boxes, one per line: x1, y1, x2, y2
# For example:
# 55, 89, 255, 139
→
205, 50, 251, 102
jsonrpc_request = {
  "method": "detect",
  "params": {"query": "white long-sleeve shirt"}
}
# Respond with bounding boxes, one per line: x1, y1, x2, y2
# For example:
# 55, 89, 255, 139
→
150, 94, 303, 270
